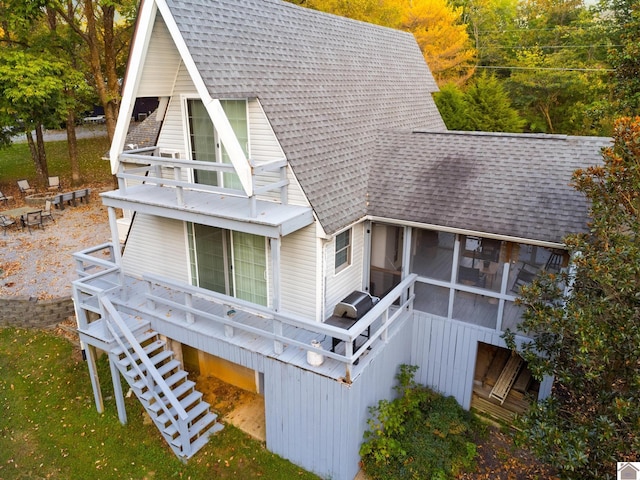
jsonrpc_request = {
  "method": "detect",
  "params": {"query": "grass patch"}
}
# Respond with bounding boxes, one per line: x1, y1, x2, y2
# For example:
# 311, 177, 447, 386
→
0, 135, 113, 192
0, 327, 320, 479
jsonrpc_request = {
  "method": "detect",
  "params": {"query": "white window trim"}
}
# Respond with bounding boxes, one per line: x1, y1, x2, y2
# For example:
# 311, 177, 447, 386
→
335, 228, 352, 274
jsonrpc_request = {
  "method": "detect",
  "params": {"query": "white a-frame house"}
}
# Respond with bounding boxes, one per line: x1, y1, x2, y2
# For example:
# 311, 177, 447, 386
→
72, 0, 609, 478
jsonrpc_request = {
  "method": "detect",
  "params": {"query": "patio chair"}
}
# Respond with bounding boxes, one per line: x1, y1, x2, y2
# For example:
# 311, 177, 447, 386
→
17, 180, 35, 195
511, 263, 539, 293
0, 215, 15, 236
42, 200, 55, 223
21, 210, 44, 234
47, 176, 61, 191
0, 191, 14, 206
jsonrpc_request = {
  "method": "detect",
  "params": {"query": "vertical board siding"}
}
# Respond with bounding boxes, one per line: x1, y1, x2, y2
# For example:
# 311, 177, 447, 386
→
122, 214, 189, 282
263, 315, 414, 480
410, 311, 553, 408
280, 224, 318, 320
137, 14, 181, 97
324, 222, 365, 316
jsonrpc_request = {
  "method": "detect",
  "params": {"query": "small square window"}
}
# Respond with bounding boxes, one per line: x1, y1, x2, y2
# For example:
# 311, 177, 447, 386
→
335, 229, 351, 272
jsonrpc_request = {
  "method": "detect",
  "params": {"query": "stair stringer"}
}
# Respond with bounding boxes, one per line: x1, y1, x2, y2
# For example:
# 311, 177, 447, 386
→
101, 298, 223, 461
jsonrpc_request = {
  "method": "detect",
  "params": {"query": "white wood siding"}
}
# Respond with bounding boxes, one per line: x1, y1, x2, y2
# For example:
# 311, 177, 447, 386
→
156, 62, 196, 159
248, 100, 308, 207
121, 214, 189, 282
410, 311, 553, 408
137, 14, 181, 97
324, 222, 365, 318
280, 224, 318, 320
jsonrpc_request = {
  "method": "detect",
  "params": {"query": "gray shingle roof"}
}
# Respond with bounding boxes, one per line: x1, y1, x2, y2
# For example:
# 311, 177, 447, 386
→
166, 0, 446, 234
368, 131, 611, 244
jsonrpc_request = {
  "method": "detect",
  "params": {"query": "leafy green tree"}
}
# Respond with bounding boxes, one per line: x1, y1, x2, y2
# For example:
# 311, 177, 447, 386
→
54, 0, 137, 141
505, 47, 609, 134
0, 50, 75, 182
603, 0, 640, 114
505, 116, 640, 478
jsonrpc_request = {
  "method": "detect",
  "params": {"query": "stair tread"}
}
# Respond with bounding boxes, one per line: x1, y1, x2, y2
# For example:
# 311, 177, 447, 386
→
111, 330, 158, 356
146, 382, 197, 410
167, 411, 221, 442
157, 398, 210, 425
171, 420, 224, 459
151, 390, 203, 415
125, 360, 184, 392
117, 339, 167, 367
140, 377, 193, 403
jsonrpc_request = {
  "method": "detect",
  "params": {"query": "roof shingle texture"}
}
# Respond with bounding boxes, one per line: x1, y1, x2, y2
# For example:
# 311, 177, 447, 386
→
166, 0, 446, 234
369, 131, 611, 244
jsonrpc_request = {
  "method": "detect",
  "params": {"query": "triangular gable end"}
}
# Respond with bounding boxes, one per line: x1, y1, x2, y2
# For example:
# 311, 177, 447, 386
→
111, 0, 254, 196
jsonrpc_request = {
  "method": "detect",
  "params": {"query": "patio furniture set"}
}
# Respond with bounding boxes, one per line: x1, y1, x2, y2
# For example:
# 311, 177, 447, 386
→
0, 177, 88, 235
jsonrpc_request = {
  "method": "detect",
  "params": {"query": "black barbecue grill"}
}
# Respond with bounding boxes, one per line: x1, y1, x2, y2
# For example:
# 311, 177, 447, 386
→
325, 291, 379, 355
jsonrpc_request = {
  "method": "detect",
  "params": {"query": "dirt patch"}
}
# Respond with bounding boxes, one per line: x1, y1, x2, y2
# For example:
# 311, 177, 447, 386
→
195, 374, 266, 441
458, 426, 559, 479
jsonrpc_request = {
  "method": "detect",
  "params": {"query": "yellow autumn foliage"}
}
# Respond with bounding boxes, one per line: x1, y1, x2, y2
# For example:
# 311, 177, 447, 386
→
303, 0, 476, 85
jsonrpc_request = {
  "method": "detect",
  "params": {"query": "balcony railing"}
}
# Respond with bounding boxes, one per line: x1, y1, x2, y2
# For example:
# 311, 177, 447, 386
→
73, 244, 416, 383
117, 146, 289, 217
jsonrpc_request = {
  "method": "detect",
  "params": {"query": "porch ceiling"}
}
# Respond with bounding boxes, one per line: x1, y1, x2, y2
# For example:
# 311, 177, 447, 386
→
101, 184, 314, 237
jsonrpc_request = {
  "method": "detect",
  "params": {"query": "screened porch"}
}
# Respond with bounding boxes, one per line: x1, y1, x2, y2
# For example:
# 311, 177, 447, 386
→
369, 224, 569, 334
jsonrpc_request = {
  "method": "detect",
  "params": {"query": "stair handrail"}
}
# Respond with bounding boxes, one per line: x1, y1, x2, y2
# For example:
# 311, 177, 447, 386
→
99, 296, 191, 453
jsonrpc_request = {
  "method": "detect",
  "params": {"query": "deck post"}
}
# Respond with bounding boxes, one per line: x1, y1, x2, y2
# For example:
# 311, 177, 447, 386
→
109, 353, 128, 425
107, 207, 125, 293
86, 345, 104, 413
185, 292, 194, 324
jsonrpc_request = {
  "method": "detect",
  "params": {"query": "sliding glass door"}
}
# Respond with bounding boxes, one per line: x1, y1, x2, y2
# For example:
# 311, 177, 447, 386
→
186, 99, 246, 189
188, 224, 267, 306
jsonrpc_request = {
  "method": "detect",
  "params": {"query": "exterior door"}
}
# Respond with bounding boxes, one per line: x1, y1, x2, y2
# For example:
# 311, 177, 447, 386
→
189, 224, 267, 306
187, 99, 246, 189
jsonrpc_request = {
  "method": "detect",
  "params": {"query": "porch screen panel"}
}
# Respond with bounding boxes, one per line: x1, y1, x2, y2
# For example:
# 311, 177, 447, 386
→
219, 100, 247, 190
232, 232, 267, 306
188, 99, 218, 186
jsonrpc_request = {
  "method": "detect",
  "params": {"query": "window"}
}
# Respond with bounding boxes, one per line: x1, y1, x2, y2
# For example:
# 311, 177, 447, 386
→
186, 98, 247, 189
335, 229, 351, 272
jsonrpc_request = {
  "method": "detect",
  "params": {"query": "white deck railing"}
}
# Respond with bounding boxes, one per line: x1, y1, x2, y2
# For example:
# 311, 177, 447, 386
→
72, 243, 416, 383
118, 147, 289, 217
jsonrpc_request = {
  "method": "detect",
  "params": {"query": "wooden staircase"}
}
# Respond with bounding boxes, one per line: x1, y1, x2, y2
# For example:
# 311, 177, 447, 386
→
110, 322, 223, 460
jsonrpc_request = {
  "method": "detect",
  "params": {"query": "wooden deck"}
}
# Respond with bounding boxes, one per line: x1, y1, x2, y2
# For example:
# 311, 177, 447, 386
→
76, 271, 412, 384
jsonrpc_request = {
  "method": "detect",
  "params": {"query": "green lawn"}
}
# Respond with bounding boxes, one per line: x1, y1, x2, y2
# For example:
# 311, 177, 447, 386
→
0, 135, 113, 193
0, 328, 320, 479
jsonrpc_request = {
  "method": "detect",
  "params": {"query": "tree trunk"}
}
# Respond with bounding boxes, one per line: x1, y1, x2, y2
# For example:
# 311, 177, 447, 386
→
66, 110, 81, 186
25, 127, 47, 183
35, 124, 49, 183
83, 0, 119, 142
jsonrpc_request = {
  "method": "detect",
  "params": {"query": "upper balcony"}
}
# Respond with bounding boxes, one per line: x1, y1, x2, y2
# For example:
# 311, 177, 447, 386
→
103, 146, 314, 237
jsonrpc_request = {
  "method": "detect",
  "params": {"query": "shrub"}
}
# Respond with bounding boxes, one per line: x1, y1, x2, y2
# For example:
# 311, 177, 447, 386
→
360, 365, 483, 479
